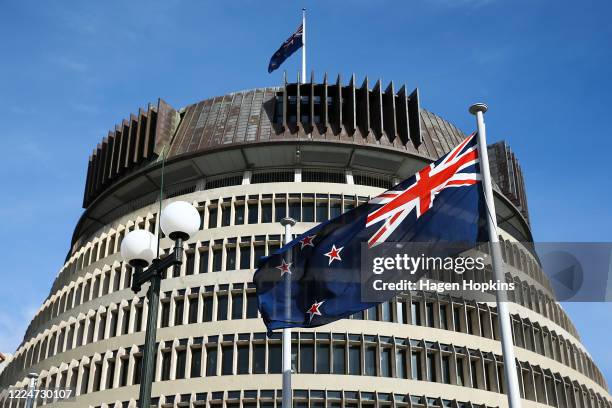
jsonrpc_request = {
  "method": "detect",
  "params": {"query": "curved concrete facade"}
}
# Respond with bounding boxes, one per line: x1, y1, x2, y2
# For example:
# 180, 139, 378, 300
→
1, 81, 610, 408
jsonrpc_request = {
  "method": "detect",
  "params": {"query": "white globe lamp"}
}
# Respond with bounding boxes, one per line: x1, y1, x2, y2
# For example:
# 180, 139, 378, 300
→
120, 229, 157, 267
160, 201, 200, 241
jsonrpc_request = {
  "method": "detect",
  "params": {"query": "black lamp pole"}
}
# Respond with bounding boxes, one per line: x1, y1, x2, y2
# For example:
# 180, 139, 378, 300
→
130, 235, 185, 408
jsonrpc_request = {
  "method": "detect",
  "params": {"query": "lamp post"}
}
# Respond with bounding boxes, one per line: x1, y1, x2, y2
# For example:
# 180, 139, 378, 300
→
120, 201, 200, 408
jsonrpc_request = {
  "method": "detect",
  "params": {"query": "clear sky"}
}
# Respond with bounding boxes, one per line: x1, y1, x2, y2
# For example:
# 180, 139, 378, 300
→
1, 0, 610, 385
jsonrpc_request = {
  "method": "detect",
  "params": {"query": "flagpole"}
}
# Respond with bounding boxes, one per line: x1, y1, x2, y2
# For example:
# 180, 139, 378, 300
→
470, 103, 522, 408
281, 217, 296, 408
301, 8, 306, 84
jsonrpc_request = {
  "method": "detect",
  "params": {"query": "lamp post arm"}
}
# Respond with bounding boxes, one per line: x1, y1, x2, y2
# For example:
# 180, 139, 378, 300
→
131, 238, 184, 293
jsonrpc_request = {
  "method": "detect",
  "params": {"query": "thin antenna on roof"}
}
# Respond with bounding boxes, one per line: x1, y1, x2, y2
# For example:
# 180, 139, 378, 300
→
156, 146, 168, 258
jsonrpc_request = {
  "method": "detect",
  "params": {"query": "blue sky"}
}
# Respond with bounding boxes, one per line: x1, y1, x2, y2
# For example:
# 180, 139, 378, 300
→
1, 0, 611, 384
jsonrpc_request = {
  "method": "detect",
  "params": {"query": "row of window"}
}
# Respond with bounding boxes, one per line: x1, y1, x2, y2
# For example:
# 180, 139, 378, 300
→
59, 191, 548, 296
5, 333, 610, 408
4, 284, 605, 393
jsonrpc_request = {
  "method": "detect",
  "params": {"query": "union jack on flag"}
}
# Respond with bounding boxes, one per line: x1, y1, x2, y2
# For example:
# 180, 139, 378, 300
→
366, 134, 480, 247
254, 134, 487, 332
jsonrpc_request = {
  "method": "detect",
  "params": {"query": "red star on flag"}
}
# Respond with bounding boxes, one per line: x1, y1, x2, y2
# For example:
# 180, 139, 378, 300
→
275, 259, 292, 277
324, 244, 344, 265
307, 300, 325, 322
299, 234, 316, 249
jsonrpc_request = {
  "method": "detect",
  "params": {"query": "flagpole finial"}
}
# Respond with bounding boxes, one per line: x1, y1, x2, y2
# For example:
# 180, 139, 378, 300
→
469, 103, 488, 115
281, 217, 297, 227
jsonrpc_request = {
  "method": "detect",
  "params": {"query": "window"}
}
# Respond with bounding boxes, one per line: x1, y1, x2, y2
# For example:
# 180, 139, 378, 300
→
426, 303, 435, 328
92, 275, 100, 298
381, 348, 392, 377
199, 248, 209, 274
212, 248, 222, 272
292, 343, 298, 372
87, 317, 95, 342
440, 305, 448, 330
289, 201, 300, 221
456, 357, 465, 386
185, 252, 195, 275
217, 294, 228, 320
102, 272, 110, 294
119, 358, 129, 386
367, 306, 378, 321
80, 365, 90, 394
221, 345, 233, 375
232, 293, 243, 320
247, 202, 258, 224
411, 351, 422, 380
303, 201, 314, 222
161, 302, 170, 328
240, 246, 250, 270
133, 355, 142, 384
174, 298, 184, 326
412, 302, 421, 325
269, 343, 282, 373
442, 355, 451, 384
191, 348, 202, 378
134, 305, 143, 332
93, 363, 102, 391
275, 200, 286, 222
300, 344, 314, 373
316, 343, 330, 374
112, 268, 121, 292
188, 297, 198, 324
316, 201, 328, 222
106, 360, 115, 389
332, 344, 345, 374
208, 207, 218, 228
381, 302, 392, 322
234, 203, 245, 225
246, 293, 258, 318
261, 203, 272, 223
65, 325, 74, 349
396, 301, 405, 324
426, 354, 436, 382
349, 345, 361, 375
396, 350, 407, 378
454, 308, 462, 331
253, 344, 266, 374
365, 346, 376, 376
206, 347, 218, 376
123, 267, 132, 289
161, 351, 171, 380
202, 296, 213, 322
96, 316, 105, 341
226, 247, 236, 271
108, 235, 116, 255
221, 205, 231, 227
471, 360, 478, 388
237, 345, 249, 374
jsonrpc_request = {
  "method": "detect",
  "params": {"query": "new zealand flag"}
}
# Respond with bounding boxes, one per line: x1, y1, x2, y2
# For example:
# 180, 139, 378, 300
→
268, 24, 303, 73
254, 134, 487, 331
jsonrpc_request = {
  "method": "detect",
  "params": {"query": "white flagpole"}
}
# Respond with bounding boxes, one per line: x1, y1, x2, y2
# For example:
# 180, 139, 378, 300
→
281, 217, 296, 408
301, 8, 306, 84
25, 372, 38, 408
470, 103, 522, 408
